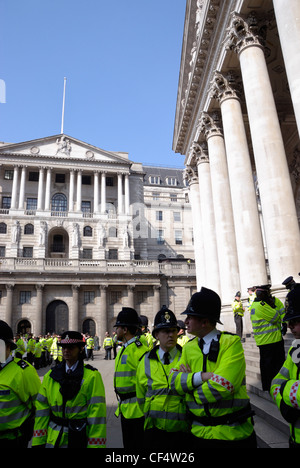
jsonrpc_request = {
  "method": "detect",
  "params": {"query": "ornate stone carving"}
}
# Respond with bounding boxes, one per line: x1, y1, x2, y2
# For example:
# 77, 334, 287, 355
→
224, 11, 267, 55
56, 136, 72, 156
197, 111, 223, 139
210, 71, 241, 103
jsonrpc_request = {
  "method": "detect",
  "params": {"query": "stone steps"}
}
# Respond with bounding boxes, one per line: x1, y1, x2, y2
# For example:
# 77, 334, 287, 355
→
243, 336, 292, 448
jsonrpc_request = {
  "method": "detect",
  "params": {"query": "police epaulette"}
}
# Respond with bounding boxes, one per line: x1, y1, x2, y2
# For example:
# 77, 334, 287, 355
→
17, 359, 29, 370
85, 364, 97, 371
135, 339, 142, 348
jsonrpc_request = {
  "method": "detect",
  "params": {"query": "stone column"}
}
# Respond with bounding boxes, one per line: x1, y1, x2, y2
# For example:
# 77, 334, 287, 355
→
273, 0, 300, 134
210, 71, 267, 292
44, 168, 52, 210
101, 172, 106, 213
69, 170, 75, 212
124, 173, 130, 215
99, 285, 107, 343
184, 165, 206, 289
5, 284, 14, 327
71, 285, 80, 331
118, 173, 123, 214
37, 167, 45, 210
76, 170, 82, 212
94, 171, 100, 214
227, 12, 300, 285
153, 285, 161, 314
195, 144, 221, 295
198, 112, 240, 304
127, 285, 135, 308
35, 284, 44, 336
11, 166, 19, 209
18, 166, 26, 209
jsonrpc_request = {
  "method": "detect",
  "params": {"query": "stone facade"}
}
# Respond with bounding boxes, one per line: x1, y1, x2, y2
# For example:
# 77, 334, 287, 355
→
173, 0, 300, 332
0, 135, 196, 341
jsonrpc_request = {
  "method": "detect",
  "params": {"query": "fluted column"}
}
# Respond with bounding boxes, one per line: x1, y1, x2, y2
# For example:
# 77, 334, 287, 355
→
94, 171, 100, 214
226, 12, 300, 285
5, 284, 14, 327
127, 285, 135, 308
37, 167, 45, 210
195, 144, 220, 295
118, 173, 123, 214
153, 285, 161, 314
44, 168, 52, 210
76, 170, 82, 212
69, 170, 75, 212
99, 285, 107, 343
71, 285, 80, 331
273, 0, 300, 134
18, 166, 26, 209
210, 71, 267, 292
35, 284, 44, 336
124, 173, 130, 215
184, 165, 206, 289
101, 172, 106, 213
198, 113, 240, 303
11, 166, 19, 209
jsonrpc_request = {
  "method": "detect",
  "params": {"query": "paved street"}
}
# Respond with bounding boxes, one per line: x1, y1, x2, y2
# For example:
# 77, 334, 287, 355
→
37, 349, 123, 448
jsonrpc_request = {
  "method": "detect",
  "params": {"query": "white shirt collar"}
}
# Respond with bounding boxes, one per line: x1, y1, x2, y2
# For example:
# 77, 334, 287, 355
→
158, 345, 178, 363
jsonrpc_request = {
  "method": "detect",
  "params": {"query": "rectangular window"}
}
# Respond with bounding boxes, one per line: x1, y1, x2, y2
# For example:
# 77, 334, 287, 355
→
2, 197, 11, 209
82, 175, 91, 185
170, 194, 177, 202
175, 230, 183, 245
4, 170, 13, 180
20, 291, 31, 304
82, 248, 93, 259
137, 291, 148, 304
106, 177, 114, 186
108, 249, 118, 259
157, 229, 164, 245
156, 210, 163, 221
23, 247, 33, 257
81, 201, 91, 213
84, 291, 95, 304
55, 173, 65, 183
110, 291, 122, 304
26, 198, 37, 210
152, 192, 160, 201
173, 211, 181, 222
28, 172, 39, 182
0, 246, 5, 257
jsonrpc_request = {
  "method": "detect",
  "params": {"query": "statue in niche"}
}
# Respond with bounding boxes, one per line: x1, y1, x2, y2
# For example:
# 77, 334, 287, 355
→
97, 223, 106, 247
39, 221, 47, 246
56, 136, 71, 156
12, 220, 20, 244
122, 226, 129, 248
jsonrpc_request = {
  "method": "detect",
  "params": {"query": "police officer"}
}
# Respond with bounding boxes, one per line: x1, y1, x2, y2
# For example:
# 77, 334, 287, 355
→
0, 320, 41, 447
113, 307, 149, 449
271, 284, 300, 448
32, 331, 106, 448
136, 306, 188, 448
231, 291, 245, 341
177, 320, 189, 346
169, 287, 257, 448
250, 284, 286, 391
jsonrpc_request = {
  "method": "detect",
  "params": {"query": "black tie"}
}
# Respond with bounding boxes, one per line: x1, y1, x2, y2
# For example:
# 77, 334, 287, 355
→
67, 369, 72, 374
199, 338, 205, 352
163, 352, 170, 365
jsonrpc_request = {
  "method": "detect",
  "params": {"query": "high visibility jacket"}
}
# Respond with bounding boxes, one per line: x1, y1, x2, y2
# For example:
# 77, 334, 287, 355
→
270, 342, 300, 446
32, 360, 106, 448
169, 332, 255, 442
34, 341, 42, 358
0, 358, 41, 441
46, 337, 53, 352
250, 297, 285, 346
50, 338, 63, 361
136, 345, 188, 433
103, 337, 113, 348
114, 337, 148, 419
86, 338, 94, 349
177, 334, 190, 347
27, 338, 36, 354
232, 300, 244, 317
15, 338, 25, 356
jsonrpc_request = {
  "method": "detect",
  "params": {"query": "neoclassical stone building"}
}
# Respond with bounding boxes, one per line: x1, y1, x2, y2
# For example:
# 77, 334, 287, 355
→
0, 134, 196, 341
173, 0, 300, 331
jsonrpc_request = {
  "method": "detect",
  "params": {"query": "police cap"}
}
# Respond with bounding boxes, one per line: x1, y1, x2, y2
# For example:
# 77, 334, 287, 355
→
114, 307, 140, 328
181, 287, 223, 324
152, 306, 179, 336
59, 331, 85, 347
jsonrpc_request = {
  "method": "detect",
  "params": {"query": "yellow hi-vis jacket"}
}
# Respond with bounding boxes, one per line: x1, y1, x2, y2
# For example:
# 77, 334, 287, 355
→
0, 357, 41, 442
169, 332, 255, 442
270, 341, 300, 446
250, 297, 285, 346
136, 345, 188, 433
32, 360, 106, 448
114, 336, 149, 419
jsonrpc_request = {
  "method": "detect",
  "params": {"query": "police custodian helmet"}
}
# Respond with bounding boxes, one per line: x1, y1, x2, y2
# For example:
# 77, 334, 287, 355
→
283, 283, 300, 322
152, 305, 180, 336
0, 320, 17, 350
58, 331, 85, 347
181, 287, 223, 324
114, 307, 140, 328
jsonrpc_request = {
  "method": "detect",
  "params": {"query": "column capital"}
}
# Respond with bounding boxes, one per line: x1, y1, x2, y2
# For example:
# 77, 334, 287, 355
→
198, 111, 223, 140
225, 11, 266, 55
183, 166, 198, 185
191, 142, 209, 165
210, 71, 241, 104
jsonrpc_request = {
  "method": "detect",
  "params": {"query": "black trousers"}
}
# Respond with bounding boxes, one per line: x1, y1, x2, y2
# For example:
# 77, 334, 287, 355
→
120, 414, 145, 449
258, 339, 285, 391
143, 427, 189, 450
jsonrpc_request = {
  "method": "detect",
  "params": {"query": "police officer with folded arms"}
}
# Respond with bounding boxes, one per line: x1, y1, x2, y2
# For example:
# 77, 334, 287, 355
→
169, 287, 257, 448
0, 320, 41, 447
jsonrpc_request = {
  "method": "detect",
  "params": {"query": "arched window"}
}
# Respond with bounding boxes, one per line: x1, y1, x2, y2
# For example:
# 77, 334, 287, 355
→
83, 226, 93, 237
24, 223, 34, 235
52, 193, 67, 212
0, 223, 7, 234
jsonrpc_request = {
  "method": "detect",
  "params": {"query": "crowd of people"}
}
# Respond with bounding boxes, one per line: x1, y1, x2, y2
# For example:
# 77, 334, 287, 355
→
0, 280, 300, 450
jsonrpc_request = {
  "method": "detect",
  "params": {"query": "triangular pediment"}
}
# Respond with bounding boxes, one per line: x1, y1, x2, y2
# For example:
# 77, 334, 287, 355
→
0, 134, 132, 166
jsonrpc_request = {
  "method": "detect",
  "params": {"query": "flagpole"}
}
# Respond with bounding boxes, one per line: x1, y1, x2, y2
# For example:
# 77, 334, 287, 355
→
61, 77, 67, 134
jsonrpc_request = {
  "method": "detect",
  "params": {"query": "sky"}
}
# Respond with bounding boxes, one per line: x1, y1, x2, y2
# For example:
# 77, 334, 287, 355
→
0, 0, 186, 168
